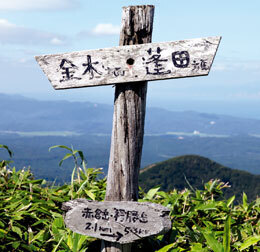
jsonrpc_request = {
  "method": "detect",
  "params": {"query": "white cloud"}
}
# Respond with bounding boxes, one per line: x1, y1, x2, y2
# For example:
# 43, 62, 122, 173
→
0, 19, 15, 27
19, 58, 27, 63
0, 0, 80, 11
50, 37, 64, 45
229, 91, 260, 99
212, 64, 227, 71
0, 19, 66, 46
212, 60, 260, 72
91, 23, 120, 36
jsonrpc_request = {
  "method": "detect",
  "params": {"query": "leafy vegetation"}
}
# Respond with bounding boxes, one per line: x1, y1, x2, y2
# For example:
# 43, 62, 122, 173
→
0, 145, 106, 251
0, 146, 259, 251
139, 155, 260, 203
139, 181, 260, 252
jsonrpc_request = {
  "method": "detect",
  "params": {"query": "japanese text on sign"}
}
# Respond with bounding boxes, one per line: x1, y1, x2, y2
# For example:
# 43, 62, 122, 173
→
58, 49, 209, 83
62, 200, 171, 244
35, 36, 221, 89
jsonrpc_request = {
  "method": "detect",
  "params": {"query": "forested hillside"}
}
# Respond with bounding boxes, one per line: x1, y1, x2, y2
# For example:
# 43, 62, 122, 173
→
139, 155, 260, 203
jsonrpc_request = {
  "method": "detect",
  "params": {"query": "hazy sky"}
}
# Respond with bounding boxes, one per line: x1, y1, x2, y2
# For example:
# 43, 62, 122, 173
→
0, 0, 260, 117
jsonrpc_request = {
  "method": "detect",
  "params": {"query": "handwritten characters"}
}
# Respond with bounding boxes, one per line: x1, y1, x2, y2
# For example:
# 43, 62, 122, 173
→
82, 55, 102, 79
114, 208, 148, 223
59, 56, 126, 83
62, 199, 171, 243
58, 49, 209, 83
192, 59, 209, 71
82, 207, 148, 224
82, 207, 109, 220
103, 66, 125, 77
81, 207, 150, 241
83, 222, 148, 241
59, 59, 82, 82
172, 51, 190, 68
143, 47, 171, 75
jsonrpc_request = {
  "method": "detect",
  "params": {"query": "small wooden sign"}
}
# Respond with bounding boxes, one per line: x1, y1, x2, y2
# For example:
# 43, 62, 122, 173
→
35, 36, 221, 90
62, 199, 171, 244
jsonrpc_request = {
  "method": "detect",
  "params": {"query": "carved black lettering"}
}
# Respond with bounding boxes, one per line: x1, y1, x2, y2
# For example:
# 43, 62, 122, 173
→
100, 232, 123, 242
139, 212, 148, 223
143, 47, 171, 75
59, 59, 81, 82
124, 227, 130, 235
113, 208, 126, 222
82, 208, 93, 219
191, 59, 209, 71
94, 208, 102, 219
172, 51, 190, 68
200, 59, 209, 70
62, 200, 172, 243
85, 222, 92, 230
126, 210, 139, 223
102, 209, 110, 220
82, 55, 102, 79
103, 66, 125, 77
192, 60, 200, 70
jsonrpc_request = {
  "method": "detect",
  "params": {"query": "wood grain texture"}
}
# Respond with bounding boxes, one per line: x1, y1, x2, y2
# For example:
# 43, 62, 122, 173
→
105, 5, 154, 202
62, 199, 171, 244
102, 5, 154, 252
35, 36, 221, 90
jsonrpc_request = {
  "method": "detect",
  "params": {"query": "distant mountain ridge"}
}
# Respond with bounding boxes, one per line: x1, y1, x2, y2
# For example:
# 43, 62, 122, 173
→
0, 93, 113, 134
1, 93, 260, 178
1, 93, 260, 136
139, 155, 260, 202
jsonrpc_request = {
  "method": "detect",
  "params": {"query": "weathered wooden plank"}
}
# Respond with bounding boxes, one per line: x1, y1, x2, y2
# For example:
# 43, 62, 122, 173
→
62, 199, 171, 244
102, 5, 154, 252
35, 36, 221, 90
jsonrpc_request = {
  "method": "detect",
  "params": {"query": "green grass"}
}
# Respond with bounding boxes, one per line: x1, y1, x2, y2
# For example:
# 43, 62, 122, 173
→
0, 145, 259, 251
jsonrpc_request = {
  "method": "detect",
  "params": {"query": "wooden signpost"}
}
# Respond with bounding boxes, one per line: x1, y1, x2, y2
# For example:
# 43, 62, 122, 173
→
62, 199, 171, 244
35, 5, 221, 252
35, 37, 220, 90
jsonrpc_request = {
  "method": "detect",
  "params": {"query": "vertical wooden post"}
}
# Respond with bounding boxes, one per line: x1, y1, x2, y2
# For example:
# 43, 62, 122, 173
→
101, 5, 154, 252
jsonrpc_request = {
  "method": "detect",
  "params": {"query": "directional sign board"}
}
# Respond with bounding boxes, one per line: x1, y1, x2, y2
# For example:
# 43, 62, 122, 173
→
62, 199, 171, 244
35, 36, 221, 90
